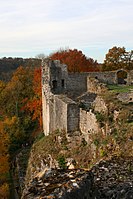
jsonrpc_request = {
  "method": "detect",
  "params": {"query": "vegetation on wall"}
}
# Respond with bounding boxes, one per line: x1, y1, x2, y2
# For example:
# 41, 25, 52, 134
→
27, 91, 133, 178
27, 84, 133, 172
97, 89, 133, 157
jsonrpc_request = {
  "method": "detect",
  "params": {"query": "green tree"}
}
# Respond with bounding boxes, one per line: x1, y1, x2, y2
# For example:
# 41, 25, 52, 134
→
0, 66, 34, 117
103, 46, 126, 71
0, 66, 36, 152
102, 46, 133, 71
123, 50, 133, 70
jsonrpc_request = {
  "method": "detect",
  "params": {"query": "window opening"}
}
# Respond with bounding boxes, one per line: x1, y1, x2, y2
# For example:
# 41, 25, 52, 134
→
52, 80, 57, 90
61, 79, 65, 88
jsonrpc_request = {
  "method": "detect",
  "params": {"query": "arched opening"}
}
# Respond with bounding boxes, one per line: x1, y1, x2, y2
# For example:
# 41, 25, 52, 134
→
117, 70, 128, 84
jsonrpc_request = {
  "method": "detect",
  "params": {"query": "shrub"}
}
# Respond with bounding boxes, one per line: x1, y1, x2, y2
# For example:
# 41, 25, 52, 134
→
57, 155, 67, 170
93, 139, 100, 147
95, 112, 105, 123
100, 148, 107, 157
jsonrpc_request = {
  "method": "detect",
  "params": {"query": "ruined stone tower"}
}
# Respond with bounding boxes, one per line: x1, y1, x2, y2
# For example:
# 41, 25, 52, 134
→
42, 60, 79, 135
42, 60, 67, 135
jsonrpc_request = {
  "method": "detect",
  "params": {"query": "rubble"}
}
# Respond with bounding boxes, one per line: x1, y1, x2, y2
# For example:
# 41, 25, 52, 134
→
92, 156, 133, 199
21, 156, 133, 199
21, 169, 93, 199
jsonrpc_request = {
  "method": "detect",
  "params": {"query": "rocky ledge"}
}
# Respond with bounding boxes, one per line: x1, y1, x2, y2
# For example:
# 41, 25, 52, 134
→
21, 169, 93, 199
92, 156, 133, 199
22, 156, 133, 199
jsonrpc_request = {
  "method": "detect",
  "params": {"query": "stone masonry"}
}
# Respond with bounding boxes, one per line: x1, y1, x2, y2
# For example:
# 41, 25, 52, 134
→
42, 59, 133, 136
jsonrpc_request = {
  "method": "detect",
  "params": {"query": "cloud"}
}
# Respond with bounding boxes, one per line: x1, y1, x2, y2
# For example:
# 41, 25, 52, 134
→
0, 0, 132, 61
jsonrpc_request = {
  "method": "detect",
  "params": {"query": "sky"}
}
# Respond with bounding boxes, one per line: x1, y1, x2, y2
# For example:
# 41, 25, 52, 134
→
0, 0, 133, 62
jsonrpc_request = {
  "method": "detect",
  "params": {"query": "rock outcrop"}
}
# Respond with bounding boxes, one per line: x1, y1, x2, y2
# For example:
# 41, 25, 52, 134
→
21, 169, 93, 199
21, 156, 133, 199
92, 156, 133, 199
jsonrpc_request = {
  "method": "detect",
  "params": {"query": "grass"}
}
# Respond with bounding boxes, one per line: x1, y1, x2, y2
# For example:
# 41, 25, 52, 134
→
107, 84, 133, 93
24, 88, 133, 180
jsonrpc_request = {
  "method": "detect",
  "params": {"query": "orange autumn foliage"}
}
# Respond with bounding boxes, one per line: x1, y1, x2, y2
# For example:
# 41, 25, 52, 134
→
50, 48, 99, 72
22, 67, 42, 128
0, 121, 10, 198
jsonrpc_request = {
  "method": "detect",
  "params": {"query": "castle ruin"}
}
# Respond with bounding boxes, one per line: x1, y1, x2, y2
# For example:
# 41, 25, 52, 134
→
42, 59, 133, 136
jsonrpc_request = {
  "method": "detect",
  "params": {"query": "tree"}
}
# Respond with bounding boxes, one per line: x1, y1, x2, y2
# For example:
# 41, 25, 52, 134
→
0, 183, 9, 198
50, 48, 99, 72
0, 80, 6, 93
22, 67, 42, 129
0, 57, 41, 81
35, 53, 46, 60
123, 50, 133, 70
0, 66, 34, 117
0, 64, 42, 198
0, 121, 10, 198
103, 46, 133, 71
0, 66, 37, 151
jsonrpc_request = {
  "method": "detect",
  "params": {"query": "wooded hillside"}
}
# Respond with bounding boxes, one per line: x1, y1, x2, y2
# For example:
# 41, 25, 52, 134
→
0, 57, 41, 81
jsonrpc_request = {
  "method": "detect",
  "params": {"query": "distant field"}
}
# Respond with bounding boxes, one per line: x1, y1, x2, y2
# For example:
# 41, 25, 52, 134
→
107, 84, 133, 93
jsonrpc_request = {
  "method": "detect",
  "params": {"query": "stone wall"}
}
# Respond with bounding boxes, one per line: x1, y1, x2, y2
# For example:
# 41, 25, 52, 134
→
67, 71, 117, 95
87, 71, 117, 84
129, 70, 133, 84
67, 73, 89, 94
80, 109, 99, 143
117, 91, 133, 103
116, 69, 133, 85
42, 59, 133, 136
67, 103, 79, 132
49, 95, 80, 133
50, 60, 68, 94
42, 60, 68, 135
42, 60, 51, 135
42, 91, 49, 136
51, 95, 67, 132
79, 94, 109, 143
87, 77, 108, 94
92, 96, 108, 113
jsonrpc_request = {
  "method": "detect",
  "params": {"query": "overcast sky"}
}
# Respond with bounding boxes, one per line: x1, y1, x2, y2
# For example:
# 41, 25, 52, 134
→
0, 0, 133, 62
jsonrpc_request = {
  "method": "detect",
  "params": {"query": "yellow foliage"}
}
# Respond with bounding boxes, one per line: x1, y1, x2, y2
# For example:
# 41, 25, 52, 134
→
0, 121, 10, 186
0, 183, 9, 199
0, 156, 9, 175
0, 121, 9, 150
3, 116, 17, 127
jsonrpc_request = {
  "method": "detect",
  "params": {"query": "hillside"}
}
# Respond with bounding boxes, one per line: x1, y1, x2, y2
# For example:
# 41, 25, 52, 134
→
19, 83, 133, 198
0, 57, 133, 198
0, 57, 41, 81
